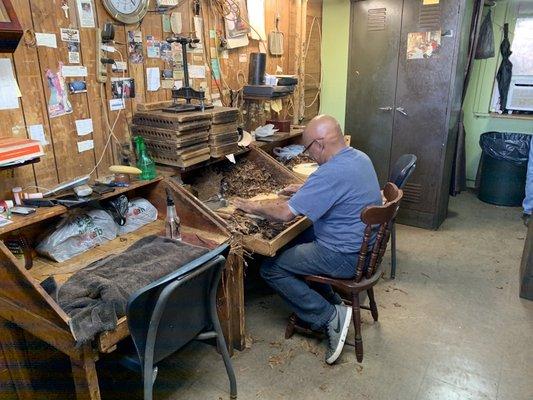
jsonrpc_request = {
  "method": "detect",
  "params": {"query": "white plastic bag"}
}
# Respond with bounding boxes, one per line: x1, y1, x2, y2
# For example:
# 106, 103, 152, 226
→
118, 198, 158, 235
36, 209, 117, 262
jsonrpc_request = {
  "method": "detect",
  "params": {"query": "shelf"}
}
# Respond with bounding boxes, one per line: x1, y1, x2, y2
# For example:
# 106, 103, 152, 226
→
474, 112, 533, 121
243, 93, 292, 101
0, 177, 163, 237
0, 157, 40, 172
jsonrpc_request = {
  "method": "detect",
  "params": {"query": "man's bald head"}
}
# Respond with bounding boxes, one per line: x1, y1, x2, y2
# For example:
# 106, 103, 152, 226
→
303, 115, 346, 164
305, 115, 344, 143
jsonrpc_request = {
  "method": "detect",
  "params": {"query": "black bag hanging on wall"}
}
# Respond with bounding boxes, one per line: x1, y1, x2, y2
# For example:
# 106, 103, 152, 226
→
475, 9, 495, 59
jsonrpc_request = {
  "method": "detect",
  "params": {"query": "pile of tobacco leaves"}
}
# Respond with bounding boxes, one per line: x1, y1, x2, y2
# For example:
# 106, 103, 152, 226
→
188, 159, 298, 240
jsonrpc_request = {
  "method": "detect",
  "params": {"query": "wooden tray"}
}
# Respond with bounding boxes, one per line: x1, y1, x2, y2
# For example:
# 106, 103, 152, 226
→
180, 147, 311, 257
131, 124, 210, 142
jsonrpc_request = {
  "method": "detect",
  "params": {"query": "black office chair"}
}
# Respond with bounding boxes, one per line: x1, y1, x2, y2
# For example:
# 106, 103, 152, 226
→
388, 154, 417, 279
114, 244, 237, 400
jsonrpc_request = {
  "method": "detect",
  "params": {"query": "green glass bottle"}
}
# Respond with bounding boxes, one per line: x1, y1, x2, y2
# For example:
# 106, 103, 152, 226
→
133, 136, 157, 180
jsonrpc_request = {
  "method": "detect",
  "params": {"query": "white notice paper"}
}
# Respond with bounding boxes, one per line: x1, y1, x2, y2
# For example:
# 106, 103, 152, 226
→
189, 65, 206, 79
247, 0, 267, 41
61, 65, 88, 77
28, 125, 48, 145
77, 0, 96, 28
75, 118, 93, 136
35, 33, 58, 48
60, 28, 80, 42
0, 58, 21, 110
77, 140, 94, 153
109, 98, 125, 111
112, 61, 128, 72
146, 67, 161, 91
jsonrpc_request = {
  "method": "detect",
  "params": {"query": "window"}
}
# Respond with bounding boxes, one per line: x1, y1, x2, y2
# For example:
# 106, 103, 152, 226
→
489, 4, 533, 114
509, 16, 533, 76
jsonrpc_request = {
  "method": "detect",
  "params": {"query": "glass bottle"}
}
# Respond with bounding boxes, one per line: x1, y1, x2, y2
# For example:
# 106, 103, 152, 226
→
165, 189, 181, 241
134, 136, 157, 180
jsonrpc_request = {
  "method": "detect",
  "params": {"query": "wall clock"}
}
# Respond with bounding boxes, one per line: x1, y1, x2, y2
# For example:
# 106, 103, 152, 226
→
102, 0, 150, 24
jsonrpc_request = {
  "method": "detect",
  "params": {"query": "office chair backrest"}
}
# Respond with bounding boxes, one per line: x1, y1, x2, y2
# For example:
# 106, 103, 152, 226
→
355, 183, 403, 282
127, 244, 229, 367
389, 154, 417, 190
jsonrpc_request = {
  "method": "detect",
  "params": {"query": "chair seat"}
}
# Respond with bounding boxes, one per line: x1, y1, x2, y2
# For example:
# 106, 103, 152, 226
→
304, 267, 384, 292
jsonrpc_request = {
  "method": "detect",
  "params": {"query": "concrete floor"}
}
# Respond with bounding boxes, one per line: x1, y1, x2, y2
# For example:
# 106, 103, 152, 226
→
102, 191, 533, 400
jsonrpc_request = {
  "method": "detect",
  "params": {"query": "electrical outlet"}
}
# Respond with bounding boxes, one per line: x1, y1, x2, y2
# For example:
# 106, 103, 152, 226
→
96, 28, 107, 83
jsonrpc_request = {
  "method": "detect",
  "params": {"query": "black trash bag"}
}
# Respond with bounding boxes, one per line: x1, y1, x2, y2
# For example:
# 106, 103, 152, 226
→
103, 195, 129, 226
479, 132, 531, 166
475, 9, 495, 59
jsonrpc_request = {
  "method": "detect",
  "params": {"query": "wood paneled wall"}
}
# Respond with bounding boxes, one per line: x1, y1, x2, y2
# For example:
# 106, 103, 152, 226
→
0, 0, 321, 200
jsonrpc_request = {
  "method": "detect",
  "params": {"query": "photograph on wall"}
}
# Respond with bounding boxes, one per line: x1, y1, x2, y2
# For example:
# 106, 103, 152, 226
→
224, 0, 250, 38
111, 78, 135, 99
160, 42, 172, 62
406, 31, 441, 60
68, 42, 80, 64
46, 63, 73, 118
146, 35, 161, 58
60, 28, 80, 43
128, 31, 144, 64
76, 0, 95, 28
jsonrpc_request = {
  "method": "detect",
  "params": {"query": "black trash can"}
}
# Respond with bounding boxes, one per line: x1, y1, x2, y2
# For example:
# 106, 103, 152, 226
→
478, 132, 531, 206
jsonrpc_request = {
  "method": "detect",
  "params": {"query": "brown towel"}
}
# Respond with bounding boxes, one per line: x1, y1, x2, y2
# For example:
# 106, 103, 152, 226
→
57, 235, 208, 345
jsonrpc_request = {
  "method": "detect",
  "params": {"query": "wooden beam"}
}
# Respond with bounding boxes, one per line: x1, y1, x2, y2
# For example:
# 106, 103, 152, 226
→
70, 345, 100, 400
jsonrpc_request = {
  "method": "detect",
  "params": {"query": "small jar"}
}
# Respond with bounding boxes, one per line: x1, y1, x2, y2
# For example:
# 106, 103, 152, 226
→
12, 187, 22, 206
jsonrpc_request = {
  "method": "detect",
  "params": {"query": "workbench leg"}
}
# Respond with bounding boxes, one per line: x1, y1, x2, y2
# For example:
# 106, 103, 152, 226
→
229, 251, 246, 351
0, 318, 34, 400
217, 272, 234, 357
70, 346, 100, 400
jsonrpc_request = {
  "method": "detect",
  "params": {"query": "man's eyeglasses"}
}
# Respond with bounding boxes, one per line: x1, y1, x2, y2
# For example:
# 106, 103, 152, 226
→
302, 138, 322, 155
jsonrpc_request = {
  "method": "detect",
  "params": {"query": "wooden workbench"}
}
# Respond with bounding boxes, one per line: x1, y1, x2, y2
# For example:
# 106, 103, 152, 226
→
0, 177, 234, 399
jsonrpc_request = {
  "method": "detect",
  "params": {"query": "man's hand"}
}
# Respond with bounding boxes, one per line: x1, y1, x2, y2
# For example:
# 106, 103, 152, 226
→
279, 183, 303, 196
233, 197, 256, 214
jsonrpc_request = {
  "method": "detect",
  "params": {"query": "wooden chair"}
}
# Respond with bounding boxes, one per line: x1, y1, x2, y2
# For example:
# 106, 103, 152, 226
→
285, 183, 403, 362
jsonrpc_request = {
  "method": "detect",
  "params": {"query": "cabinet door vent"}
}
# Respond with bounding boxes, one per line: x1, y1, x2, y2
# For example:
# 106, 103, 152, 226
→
402, 183, 422, 204
418, 4, 441, 30
367, 8, 387, 32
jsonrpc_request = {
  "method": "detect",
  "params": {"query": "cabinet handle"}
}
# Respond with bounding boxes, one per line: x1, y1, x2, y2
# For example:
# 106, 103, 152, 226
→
396, 107, 408, 116
378, 106, 393, 111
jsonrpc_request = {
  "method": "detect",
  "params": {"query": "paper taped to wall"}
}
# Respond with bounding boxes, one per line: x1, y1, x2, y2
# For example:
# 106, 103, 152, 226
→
75, 118, 93, 136
28, 125, 48, 145
0, 58, 21, 110
77, 139, 94, 153
35, 33, 57, 48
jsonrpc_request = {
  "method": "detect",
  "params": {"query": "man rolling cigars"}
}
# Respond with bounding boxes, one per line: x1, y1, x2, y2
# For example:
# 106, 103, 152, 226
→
234, 115, 382, 364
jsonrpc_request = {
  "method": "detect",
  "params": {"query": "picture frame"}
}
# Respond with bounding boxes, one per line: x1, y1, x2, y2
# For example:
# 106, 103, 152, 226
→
0, 0, 23, 53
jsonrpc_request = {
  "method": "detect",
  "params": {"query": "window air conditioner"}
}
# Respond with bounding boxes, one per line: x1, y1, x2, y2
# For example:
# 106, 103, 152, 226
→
507, 75, 533, 111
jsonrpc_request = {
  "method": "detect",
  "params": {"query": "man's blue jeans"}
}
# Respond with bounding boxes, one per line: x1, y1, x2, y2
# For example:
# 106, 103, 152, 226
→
523, 135, 533, 215
261, 229, 358, 330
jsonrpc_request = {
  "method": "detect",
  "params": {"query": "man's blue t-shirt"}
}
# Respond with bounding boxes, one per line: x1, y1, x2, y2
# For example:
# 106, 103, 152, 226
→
288, 147, 382, 253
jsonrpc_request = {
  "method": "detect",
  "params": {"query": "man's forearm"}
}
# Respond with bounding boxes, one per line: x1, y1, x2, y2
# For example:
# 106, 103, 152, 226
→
247, 200, 295, 222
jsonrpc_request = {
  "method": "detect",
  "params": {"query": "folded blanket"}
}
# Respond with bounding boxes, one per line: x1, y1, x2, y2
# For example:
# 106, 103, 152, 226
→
57, 235, 208, 345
